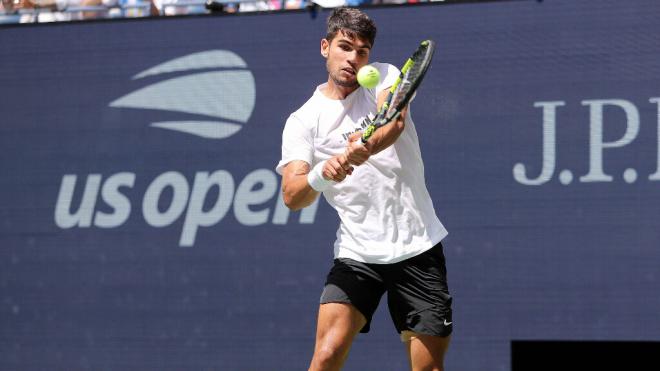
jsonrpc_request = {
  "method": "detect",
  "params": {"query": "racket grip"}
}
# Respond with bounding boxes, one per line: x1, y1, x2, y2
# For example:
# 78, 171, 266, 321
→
361, 124, 376, 143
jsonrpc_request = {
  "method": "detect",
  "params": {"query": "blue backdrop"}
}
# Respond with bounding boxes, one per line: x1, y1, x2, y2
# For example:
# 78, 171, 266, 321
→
1, 1, 659, 370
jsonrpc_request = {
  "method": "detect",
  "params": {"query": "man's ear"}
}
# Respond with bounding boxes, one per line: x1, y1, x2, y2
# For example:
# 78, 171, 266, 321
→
320, 39, 329, 58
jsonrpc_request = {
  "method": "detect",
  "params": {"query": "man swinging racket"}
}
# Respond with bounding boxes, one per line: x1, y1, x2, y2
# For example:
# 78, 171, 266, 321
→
276, 7, 452, 371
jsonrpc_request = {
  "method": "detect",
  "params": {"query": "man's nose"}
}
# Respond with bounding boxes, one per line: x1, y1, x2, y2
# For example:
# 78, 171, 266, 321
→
346, 50, 358, 63
346, 52, 358, 67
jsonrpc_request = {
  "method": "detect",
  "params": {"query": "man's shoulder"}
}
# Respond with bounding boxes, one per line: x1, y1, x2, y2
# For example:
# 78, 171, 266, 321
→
371, 62, 400, 77
289, 87, 324, 124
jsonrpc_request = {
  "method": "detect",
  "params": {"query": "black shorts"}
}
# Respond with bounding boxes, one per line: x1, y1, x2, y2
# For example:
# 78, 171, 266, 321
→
320, 242, 452, 337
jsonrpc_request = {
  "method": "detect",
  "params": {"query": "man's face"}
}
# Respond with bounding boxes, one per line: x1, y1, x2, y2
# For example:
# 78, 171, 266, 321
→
322, 30, 372, 89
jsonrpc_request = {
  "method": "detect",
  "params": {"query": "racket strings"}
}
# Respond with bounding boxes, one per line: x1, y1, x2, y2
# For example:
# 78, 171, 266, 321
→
391, 64, 419, 107
391, 46, 433, 109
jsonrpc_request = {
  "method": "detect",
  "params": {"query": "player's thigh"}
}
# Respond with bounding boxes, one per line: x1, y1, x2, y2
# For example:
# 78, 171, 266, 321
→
310, 303, 364, 371
315, 302, 367, 345
404, 333, 451, 371
311, 302, 366, 369
320, 258, 387, 334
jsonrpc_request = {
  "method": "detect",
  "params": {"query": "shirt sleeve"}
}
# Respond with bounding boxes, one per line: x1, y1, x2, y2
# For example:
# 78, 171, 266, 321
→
374, 62, 401, 95
275, 114, 314, 175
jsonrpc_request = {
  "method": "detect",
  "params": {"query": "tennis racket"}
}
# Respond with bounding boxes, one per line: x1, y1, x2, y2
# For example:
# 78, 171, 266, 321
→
361, 39, 436, 143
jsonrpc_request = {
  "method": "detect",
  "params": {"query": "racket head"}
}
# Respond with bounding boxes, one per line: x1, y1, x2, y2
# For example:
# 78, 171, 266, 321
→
361, 40, 436, 143
389, 39, 436, 114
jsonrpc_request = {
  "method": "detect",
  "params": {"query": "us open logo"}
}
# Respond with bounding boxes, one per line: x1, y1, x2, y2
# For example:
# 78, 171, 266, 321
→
54, 50, 318, 247
109, 50, 255, 139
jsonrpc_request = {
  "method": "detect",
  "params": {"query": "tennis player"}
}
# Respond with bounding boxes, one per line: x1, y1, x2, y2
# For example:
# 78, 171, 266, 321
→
276, 8, 452, 371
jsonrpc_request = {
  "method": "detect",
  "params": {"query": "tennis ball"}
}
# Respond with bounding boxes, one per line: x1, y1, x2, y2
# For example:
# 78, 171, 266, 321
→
357, 65, 380, 89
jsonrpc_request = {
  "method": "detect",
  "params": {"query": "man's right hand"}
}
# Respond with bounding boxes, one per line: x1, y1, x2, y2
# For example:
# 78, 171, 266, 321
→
344, 131, 371, 166
323, 155, 354, 182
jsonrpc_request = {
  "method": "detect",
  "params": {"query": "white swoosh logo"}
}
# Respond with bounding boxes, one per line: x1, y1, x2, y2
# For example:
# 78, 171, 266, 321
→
110, 71, 255, 121
443, 320, 452, 326
109, 50, 255, 139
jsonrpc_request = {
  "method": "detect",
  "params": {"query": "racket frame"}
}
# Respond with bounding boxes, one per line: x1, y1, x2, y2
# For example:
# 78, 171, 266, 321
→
361, 40, 435, 144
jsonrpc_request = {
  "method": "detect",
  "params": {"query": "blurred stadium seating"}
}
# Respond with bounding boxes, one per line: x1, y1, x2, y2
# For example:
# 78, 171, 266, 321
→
0, 0, 456, 24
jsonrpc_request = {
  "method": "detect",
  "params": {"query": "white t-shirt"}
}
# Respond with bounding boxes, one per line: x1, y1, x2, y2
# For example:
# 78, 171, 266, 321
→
276, 62, 448, 264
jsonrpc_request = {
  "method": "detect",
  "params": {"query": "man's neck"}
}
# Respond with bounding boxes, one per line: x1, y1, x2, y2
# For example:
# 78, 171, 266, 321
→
320, 77, 358, 100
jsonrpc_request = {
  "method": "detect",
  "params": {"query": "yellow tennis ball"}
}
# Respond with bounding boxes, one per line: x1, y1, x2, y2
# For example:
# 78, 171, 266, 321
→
357, 65, 380, 89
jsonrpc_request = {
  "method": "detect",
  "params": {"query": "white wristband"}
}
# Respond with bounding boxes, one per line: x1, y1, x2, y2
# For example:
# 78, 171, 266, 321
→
307, 160, 334, 192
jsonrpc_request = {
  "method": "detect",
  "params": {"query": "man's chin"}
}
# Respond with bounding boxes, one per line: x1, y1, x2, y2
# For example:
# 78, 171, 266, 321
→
333, 77, 359, 88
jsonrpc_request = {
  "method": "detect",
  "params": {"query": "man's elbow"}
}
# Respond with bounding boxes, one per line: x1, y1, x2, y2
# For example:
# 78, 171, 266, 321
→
385, 118, 405, 143
394, 113, 406, 132
283, 196, 301, 211
283, 192, 305, 211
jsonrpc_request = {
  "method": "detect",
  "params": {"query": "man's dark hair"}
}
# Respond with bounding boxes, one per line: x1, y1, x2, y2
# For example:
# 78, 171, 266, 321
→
326, 8, 377, 48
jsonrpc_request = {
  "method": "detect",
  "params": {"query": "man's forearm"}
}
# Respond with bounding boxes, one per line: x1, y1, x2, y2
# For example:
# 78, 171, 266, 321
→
364, 108, 407, 155
282, 174, 319, 211
282, 160, 319, 211
363, 87, 408, 156
281, 155, 354, 210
